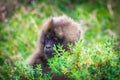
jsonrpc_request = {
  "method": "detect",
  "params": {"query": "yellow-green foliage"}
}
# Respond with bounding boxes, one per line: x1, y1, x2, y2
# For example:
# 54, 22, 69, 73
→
49, 38, 119, 80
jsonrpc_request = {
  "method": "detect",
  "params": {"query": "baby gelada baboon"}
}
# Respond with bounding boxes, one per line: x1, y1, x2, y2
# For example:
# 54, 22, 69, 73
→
26, 15, 81, 79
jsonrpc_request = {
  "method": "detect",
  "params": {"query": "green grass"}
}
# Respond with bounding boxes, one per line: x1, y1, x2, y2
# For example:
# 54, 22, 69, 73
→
0, 1, 120, 80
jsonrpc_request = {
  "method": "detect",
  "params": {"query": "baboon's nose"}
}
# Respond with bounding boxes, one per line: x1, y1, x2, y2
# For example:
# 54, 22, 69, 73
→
44, 44, 54, 54
46, 45, 52, 49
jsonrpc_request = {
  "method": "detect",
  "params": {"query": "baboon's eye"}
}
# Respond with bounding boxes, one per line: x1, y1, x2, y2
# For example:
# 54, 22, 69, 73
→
54, 37, 58, 41
46, 35, 49, 39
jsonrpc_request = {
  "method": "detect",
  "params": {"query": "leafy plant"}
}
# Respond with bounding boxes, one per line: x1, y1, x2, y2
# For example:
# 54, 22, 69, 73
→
48, 38, 120, 80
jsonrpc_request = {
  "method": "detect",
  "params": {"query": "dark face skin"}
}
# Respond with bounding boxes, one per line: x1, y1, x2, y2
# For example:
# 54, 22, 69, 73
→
44, 30, 63, 58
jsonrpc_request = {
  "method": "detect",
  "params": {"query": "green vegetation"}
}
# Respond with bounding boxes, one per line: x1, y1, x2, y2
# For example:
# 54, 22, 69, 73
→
0, 1, 120, 80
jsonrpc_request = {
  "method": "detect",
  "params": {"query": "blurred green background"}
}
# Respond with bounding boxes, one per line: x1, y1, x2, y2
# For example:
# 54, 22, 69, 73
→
0, 0, 120, 80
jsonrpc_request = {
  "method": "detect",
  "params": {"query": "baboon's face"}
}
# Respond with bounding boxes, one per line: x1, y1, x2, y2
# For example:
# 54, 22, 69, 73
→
43, 29, 63, 58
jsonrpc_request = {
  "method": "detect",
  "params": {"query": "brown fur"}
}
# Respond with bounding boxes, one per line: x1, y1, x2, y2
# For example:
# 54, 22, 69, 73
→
26, 15, 81, 79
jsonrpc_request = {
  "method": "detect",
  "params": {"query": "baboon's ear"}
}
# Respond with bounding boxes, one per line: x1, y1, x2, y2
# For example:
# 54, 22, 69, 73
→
49, 18, 54, 27
78, 30, 81, 40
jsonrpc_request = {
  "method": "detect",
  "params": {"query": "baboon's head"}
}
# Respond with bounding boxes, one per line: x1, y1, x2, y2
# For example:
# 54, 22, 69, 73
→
39, 16, 81, 58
